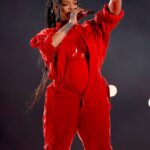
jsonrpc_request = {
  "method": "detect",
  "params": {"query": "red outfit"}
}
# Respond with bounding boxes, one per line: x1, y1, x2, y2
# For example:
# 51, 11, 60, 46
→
58, 24, 89, 94
30, 4, 124, 150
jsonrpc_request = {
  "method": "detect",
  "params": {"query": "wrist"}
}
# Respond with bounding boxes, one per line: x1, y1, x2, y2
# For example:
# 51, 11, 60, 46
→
61, 21, 74, 33
68, 20, 76, 26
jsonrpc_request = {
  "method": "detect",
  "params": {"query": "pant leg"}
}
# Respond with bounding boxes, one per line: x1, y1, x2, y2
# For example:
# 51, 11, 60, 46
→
42, 84, 81, 150
77, 94, 113, 150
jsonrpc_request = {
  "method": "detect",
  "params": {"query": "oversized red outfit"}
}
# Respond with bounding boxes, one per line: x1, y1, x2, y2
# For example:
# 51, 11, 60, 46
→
30, 4, 124, 150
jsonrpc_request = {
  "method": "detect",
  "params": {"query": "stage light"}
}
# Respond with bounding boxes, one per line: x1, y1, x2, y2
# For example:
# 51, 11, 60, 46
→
109, 84, 117, 97
148, 99, 150, 107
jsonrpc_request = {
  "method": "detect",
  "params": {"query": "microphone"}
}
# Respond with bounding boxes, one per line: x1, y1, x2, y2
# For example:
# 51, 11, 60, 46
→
67, 9, 95, 20
77, 9, 94, 20
84, 9, 94, 14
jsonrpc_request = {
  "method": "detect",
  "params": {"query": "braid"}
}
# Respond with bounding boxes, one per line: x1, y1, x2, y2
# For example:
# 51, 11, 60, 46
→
26, 0, 79, 113
45, 0, 57, 27
26, 0, 59, 113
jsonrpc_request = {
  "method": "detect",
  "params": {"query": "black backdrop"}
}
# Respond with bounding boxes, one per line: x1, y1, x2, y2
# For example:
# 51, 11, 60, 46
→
0, 0, 150, 149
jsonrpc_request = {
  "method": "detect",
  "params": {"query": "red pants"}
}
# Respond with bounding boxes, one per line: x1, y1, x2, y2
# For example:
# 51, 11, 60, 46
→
42, 82, 113, 150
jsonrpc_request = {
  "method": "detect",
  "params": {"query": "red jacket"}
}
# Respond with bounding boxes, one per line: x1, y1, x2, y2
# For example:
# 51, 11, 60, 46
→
30, 4, 124, 110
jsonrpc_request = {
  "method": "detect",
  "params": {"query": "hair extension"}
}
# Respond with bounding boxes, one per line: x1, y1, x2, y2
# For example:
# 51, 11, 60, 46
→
26, 0, 58, 113
26, 0, 79, 113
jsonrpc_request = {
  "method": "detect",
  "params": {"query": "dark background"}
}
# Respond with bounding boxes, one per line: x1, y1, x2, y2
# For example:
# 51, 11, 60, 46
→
0, 0, 150, 149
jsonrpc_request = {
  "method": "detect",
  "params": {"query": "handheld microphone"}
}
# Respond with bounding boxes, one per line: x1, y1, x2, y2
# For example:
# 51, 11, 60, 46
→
84, 9, 94, 14
77, 9, 94, 20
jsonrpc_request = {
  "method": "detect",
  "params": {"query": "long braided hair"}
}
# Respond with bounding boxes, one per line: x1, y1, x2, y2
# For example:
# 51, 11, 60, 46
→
26, 0, 80, 113
26, 0, 60, 113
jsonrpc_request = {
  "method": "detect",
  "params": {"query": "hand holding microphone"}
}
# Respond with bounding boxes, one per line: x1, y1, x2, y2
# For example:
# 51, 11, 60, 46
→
69, 7, 94, 25
77, 9, 94, 20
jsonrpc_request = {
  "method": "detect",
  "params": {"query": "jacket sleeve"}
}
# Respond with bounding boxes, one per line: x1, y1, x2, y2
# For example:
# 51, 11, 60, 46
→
94, 3, 125, 33
29, 28, 57, 68
93, 3, 124, 66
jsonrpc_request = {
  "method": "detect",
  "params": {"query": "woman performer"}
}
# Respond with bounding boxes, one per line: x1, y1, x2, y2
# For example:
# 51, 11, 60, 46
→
29, 0, 124, 149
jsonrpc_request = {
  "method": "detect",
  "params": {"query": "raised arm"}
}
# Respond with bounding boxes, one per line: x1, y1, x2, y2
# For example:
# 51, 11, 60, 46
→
80, 0, 124, 67
108, 0, 122, 15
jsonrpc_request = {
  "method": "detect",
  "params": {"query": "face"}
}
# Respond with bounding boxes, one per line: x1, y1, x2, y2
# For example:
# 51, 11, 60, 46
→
53, 0, 78, 21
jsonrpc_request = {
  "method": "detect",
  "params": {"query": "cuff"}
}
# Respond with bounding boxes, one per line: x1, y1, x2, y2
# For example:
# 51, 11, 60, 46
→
102, 3, 125, 23
44, 32, 58, 54
29, 28, 57, 64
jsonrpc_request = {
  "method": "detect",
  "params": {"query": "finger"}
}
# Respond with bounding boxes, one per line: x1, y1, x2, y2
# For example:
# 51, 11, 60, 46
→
77, 12, 88, 20
78, 10, 88, 16
77, 9, 85, 15
77, 9, 83, 14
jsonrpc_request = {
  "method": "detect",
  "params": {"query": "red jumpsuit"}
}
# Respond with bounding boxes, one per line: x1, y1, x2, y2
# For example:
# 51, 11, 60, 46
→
30, 4, 124, 150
